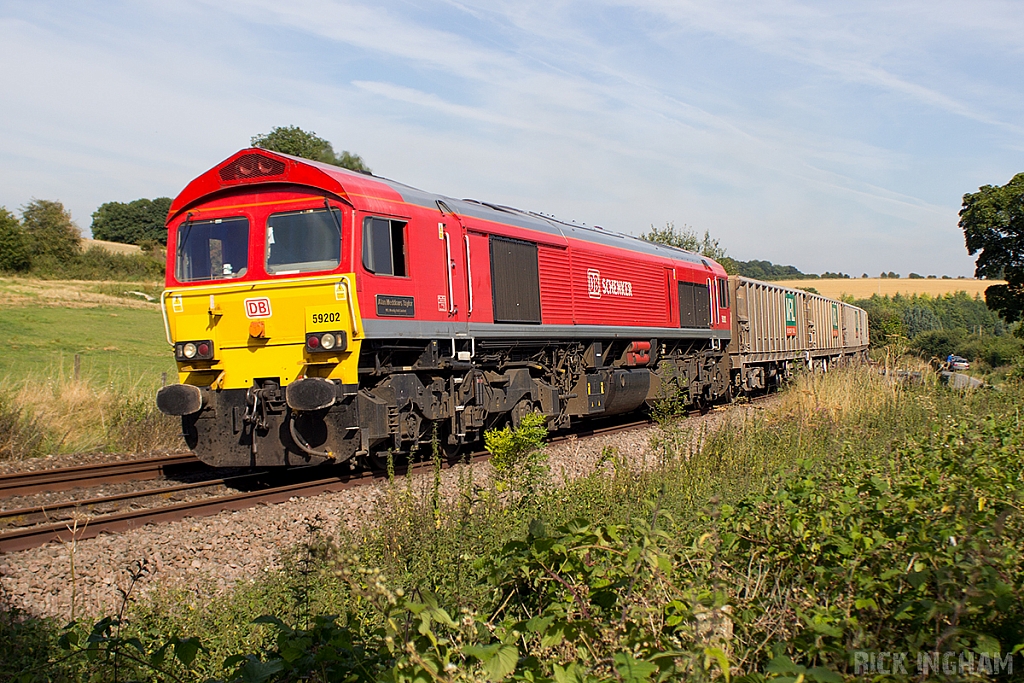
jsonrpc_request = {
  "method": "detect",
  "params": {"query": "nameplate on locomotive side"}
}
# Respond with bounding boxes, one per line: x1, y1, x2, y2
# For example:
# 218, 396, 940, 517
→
376, 294, 415, 317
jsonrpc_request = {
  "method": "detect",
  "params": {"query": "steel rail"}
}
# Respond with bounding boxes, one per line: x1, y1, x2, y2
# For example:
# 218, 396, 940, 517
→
0, 454, 489, 554
0, 470, 271, 528
0, 454, 202, 498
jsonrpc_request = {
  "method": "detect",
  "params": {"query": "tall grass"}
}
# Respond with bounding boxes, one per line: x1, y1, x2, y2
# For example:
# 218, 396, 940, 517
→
0, 369, 181, 459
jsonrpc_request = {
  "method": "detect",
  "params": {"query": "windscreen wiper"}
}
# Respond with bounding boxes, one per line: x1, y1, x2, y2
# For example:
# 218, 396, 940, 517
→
178, 212, 195, 250
324, 198, 342, 233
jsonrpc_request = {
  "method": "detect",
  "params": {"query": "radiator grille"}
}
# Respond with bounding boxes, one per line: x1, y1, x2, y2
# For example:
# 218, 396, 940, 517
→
679, 281, 711, 328
490, 237, 541, 323
219, 154, 286, 183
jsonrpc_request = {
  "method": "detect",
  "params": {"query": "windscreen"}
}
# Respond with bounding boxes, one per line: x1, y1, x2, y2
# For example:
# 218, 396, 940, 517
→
175, 217, 249, 282
266, 207, 342, 274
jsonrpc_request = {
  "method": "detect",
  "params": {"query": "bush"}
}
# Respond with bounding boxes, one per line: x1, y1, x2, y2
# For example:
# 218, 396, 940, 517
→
484, 411, 548, 502
959, 334, 1024, 368
29, 246, 164, 281
0, 207, 31, 272
856, 292, 1006, 345
911, 328, 964, 359
21, 199, 80, 261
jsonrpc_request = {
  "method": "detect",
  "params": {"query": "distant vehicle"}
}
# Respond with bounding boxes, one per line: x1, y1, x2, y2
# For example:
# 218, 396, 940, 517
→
948, 356, 970, 371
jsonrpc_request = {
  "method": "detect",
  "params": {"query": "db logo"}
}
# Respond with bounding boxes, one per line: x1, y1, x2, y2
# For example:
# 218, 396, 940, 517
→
587, 269, 602, 299
244, 297, 272, 319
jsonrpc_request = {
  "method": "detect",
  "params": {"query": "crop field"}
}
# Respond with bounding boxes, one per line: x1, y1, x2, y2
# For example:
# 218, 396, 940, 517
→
771, 276, 1002, 299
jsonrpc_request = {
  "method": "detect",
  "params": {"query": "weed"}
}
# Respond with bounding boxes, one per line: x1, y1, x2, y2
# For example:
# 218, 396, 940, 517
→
0, 393, 45, 459
484, 411, 548, 504
0, 372, 180, 459
9, 368, 1024, 681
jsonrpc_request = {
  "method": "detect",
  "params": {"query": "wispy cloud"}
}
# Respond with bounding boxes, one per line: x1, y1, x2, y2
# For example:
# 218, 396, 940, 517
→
0, 1, 1020, 275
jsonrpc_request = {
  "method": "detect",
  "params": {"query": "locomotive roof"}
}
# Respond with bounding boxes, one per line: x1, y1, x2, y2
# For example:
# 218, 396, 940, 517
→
170, 149, 714, 269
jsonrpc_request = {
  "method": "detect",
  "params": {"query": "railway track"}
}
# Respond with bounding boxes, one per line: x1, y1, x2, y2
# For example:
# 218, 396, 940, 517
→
0, 417, 656, 554
0, 454, 202, 498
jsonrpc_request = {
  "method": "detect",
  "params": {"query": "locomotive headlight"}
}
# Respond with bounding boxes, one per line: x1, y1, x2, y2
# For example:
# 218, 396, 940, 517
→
183, 342, 198, 359
320, 333, 336, 350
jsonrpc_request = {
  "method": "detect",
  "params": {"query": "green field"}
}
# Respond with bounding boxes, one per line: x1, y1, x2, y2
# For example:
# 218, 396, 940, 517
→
0, 278, 172, 387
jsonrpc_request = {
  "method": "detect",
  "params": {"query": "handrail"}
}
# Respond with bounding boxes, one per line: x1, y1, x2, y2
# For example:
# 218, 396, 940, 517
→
160, 290, 173, 345
340, 277, 360, 337
464, 235, 473, 314
443, 231, 455, 314
706, 278, 714, 327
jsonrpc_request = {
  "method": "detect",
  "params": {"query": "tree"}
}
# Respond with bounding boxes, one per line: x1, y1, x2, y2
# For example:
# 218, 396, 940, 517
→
0, 207, 31, 272
960, 172, 1024, 322
91, 197, 172, 245
250, 126, 372, 173
21, 199, 80, 260
641, 222, 737, 273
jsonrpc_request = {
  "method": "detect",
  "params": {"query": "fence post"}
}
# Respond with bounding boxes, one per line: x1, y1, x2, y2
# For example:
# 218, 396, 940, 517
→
74, 354, 81, 381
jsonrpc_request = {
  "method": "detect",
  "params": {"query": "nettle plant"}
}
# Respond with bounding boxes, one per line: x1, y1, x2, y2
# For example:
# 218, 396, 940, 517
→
691, 413, 1024, 676
225, 508, 734, 683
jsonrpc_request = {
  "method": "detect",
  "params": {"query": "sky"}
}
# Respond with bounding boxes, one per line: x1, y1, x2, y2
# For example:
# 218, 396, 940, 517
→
1, 1, 1023, 277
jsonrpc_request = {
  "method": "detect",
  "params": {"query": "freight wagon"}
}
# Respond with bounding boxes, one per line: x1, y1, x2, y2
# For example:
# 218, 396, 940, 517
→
726, 277, 869, 392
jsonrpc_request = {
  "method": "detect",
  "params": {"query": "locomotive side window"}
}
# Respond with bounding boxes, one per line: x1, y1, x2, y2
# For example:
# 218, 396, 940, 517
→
266, 207, 342, 274
175, 216, 249, 282
362, 217, 407, 277
718, 278, 729, 308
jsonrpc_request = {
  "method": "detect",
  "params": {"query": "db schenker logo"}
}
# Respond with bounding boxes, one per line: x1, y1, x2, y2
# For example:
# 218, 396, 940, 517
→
587, 269, 602, 299
587, 268, 633, 299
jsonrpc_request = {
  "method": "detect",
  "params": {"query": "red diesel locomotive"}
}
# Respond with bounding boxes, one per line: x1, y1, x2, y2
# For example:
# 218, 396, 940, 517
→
156, 149, 732, 467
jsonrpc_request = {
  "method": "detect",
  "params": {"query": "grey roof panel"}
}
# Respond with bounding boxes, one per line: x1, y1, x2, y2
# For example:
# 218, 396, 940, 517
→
369, 175, 708, 266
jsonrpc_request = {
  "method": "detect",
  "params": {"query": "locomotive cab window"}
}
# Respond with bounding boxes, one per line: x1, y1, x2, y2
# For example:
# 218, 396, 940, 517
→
362, 217, 407, 276
717, 278, 729, 308
175, 216, 249, 282
266, 207, 342, 274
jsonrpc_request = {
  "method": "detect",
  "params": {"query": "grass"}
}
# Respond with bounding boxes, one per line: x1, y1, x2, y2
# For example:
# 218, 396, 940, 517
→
0, 277, 170, 383
0, 276, 178, 459
772, 277, 1001, 299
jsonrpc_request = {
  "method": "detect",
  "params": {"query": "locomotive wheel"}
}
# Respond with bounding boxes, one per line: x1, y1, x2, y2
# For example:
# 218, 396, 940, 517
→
510, 398, 540, 428
366, 448, 407, 471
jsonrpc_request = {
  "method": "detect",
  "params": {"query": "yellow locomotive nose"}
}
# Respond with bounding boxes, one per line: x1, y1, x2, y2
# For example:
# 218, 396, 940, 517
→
159, 273, 364, 467
162, 273, 362, 391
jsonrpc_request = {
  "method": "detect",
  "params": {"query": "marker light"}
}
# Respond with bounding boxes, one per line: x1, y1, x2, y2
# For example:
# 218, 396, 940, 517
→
305, 331, 347, 354
174, 340, 214, 362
